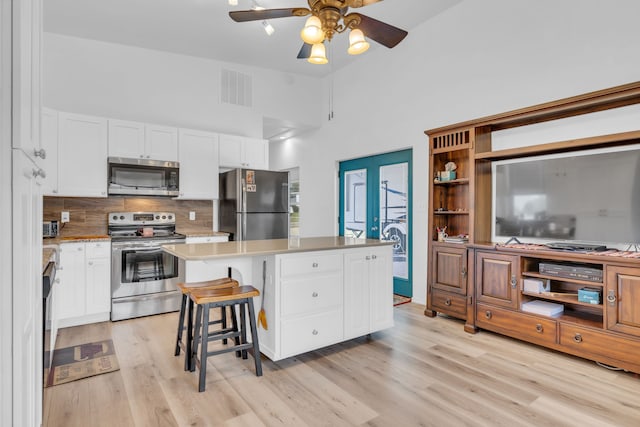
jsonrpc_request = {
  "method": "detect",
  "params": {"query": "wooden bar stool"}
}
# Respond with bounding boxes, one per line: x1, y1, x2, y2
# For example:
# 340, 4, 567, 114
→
174, 273, 239, 371
190, 285, 262, 392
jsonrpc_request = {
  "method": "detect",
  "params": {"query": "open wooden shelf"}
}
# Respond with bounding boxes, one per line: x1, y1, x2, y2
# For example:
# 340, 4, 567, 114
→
522, 291, 603, 309
433, 178, 470, 186
522, 271, 603, 286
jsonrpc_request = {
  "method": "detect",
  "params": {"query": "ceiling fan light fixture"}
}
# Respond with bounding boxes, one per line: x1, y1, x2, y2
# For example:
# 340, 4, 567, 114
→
347, 28, 370, 55
262, 20, 275, 36
307, 43, 328, 64
300, 16, 325, 44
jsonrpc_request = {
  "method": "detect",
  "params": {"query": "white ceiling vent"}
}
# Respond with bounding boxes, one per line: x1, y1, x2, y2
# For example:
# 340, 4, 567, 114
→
221, 69, 253, 108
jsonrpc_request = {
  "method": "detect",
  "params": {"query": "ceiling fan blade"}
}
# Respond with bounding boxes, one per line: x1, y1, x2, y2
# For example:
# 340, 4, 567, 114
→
297, 43, 312, 59
351, 13, 408, 48
346, 0, 383, 8
229, 8, 309, 23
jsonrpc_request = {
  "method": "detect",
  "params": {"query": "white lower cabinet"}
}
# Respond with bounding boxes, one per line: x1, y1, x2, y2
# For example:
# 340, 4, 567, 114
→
258, 245, 393, 361
57, 241, 111, 328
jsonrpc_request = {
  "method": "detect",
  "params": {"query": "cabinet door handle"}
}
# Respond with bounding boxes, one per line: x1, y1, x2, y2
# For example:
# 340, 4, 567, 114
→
372, 254, 377, 260
77, 247, 83, 251
312, 329, 318, 336
461, 267, 467, 278
312, 292, 318, 298
510, 275, 517, 288
88, 261, 93, 266
444, 298, 452, 306
485, 310, 492, 320
606, 290, 616, 305
365, 256, 371, 260
312, 262, 318, 268
535, 324, 543, 333
32, 168, 46, 178
34, 148, 46, 159
573, 333, 583, 343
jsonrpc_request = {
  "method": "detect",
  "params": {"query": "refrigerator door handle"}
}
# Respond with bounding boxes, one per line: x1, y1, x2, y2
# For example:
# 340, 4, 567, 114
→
242, 212, 247, 240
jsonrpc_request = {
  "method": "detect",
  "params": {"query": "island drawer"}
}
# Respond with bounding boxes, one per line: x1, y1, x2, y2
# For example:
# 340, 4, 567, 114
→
281, 275, 343, 316
280, 252, 342, 278
281, 309, 343, 357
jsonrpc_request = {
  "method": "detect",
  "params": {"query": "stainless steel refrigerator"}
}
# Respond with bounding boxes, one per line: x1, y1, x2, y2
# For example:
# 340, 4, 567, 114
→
219, 168, 289, 241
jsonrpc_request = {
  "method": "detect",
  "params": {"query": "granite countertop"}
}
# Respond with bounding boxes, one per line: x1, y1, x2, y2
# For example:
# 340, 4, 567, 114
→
163, 236, 393, 261
179, 231, 230, 238
45, 235, 111, 245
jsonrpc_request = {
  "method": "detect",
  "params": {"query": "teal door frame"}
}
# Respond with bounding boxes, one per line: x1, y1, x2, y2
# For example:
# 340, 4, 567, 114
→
339, 149, 413, 297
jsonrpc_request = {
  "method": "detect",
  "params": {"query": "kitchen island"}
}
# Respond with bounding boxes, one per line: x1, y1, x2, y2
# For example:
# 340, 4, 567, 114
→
163, 237, 394, 361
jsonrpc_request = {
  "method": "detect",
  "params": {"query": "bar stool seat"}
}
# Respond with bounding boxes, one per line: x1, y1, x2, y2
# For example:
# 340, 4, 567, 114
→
190, 285, 262, 392
174, 276, 239, 371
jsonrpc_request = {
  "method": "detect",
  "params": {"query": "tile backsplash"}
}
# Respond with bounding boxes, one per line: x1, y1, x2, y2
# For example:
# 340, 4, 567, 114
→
43, 196, 214, 236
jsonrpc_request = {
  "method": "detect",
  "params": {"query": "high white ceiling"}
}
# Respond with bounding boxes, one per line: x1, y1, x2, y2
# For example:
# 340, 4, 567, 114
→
44, 0, 461, 79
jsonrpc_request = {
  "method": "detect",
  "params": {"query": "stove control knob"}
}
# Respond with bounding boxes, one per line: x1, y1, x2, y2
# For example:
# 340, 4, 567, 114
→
120, 215, 125, 220
155, 215, 160, 220
112, 215, 117, 220
162, 215, 166, 219
168, 215, 173, 220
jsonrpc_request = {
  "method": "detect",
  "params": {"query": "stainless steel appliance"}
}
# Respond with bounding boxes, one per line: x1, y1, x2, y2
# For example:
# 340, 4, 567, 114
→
109, 212, 186, 320
108, 157, 180, 197
42, 258, 57, 372
43, 220, 59, 238
219, 168, 289, 241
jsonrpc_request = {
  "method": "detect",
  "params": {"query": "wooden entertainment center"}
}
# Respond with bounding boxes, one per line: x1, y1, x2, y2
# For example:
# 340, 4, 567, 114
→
425, 81, 640, 373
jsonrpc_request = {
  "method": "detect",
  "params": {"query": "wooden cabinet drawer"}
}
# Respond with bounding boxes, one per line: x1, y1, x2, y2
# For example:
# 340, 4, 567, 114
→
559, 323, 640, 370
431, 289, 467, 317
85, 241, 110, 258
282, 276, 342, 317
280, 253, 342, 278
476, 303, 557, 347
281, 309, 343, 357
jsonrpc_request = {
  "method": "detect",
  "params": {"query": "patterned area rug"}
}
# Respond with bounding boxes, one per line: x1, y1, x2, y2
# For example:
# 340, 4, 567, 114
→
393, 294, 411, 306
45, 339, 119, 387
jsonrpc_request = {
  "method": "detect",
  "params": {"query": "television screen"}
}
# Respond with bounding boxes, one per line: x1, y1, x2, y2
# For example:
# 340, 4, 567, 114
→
492, 145, 640, 246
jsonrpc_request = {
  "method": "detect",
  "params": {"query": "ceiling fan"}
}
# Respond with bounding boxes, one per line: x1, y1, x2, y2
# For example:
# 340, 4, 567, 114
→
229, 0, 408, 64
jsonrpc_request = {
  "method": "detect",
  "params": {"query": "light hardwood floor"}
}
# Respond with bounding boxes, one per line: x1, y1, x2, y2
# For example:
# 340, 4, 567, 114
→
44, 303, 640, 427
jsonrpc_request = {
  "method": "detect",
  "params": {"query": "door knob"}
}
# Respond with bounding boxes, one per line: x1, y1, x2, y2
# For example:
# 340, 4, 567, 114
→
371, 226, 378, 231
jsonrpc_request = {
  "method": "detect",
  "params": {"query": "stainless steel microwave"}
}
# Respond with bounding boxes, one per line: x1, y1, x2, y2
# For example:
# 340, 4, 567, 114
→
108, 157, 179, 197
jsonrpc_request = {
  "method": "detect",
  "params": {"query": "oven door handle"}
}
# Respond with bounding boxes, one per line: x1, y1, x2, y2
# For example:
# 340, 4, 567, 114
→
113, 291, 179, 304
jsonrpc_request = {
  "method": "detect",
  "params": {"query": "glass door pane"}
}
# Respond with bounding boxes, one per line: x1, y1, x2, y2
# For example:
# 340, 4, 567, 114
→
343, 169, 367, 239
379, 163, 409, 280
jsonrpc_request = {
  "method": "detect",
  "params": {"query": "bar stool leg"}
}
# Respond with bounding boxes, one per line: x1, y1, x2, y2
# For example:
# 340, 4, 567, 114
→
175, 293, 187, 356
186, 298, 196, 371
246, 297, 263, 376
221, 306, 228, 345
230, 304, 241, 358
191, 303, 202, 373
240, 301, 248, 360
198, 304, 211, 392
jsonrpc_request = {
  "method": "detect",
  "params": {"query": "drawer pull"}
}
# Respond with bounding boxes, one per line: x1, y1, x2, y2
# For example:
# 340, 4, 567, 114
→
535, 323, 543, 333
312, 292, 318, 298
573, 333, 583, 343
485, 310, 492, 320
372, 254, 377, 260
366, 256, 371, 260
444, 298, 452, 306
510, 275, 517, 288
606, 290, 616, 304
312, 262, 318, 268
312, 329, 318, 335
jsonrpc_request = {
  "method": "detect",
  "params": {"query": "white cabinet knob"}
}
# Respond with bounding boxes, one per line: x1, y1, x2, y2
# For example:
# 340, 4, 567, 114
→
88, 261, 93, 266
312, 329, 318, 335
312, 292, 318, 298
312, 262, 318, 268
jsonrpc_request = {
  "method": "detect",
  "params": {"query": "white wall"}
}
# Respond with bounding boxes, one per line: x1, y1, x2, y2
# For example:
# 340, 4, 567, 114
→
43, 33, 322, 137
269, 0, 640, 304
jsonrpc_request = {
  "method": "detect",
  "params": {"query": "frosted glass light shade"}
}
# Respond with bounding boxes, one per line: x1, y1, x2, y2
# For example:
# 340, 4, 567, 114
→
300, 16, 325, 44
228, 0, 238, 5
348, 29, 370, 55
308, 43, 328, 64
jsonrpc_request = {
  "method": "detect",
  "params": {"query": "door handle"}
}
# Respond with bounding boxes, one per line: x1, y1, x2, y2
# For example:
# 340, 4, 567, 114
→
371, 226, 378, 231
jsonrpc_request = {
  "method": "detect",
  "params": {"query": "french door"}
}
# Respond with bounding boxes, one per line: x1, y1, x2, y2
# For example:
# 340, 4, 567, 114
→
339, 149, 412, 296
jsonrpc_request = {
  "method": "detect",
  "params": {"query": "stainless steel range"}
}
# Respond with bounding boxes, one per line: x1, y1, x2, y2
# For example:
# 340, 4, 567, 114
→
108, 212, 186, 321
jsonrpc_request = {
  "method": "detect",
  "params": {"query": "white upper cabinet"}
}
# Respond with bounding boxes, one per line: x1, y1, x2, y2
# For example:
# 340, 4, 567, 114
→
57, 112, 108, 197
107, 119, 145, 159
219, 134, 269, 169
145, 124, 178, 161
108, 120, 178, 162
41, 108, 59, 195
177, 128, 219, 199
